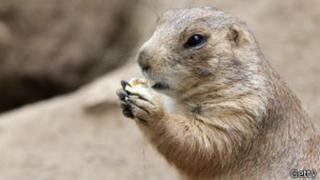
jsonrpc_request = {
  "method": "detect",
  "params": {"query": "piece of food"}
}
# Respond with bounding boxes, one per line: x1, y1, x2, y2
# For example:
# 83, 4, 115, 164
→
123, 78, 154, 100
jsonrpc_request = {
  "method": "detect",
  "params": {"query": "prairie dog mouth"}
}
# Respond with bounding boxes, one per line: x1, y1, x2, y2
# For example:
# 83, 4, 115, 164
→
152, 82, 170, 90
142, 71, 170, 91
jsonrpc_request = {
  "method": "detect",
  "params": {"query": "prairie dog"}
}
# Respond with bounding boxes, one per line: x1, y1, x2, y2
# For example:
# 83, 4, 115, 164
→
117, 7, 320, 180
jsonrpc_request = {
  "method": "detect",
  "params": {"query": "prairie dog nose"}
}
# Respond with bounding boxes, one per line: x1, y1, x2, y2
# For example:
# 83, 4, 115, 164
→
137, 49, 151, 71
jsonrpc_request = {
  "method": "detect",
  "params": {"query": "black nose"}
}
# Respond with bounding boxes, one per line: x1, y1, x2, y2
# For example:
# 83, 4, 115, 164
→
138, 50, 151, 71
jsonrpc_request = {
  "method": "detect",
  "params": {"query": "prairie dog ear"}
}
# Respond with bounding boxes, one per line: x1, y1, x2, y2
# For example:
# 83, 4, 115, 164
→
227, 24, 250, 47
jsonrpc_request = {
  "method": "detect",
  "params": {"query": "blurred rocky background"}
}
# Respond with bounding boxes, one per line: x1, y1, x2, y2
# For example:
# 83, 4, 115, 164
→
0, 0, 319, 180
0, 0, 138, 112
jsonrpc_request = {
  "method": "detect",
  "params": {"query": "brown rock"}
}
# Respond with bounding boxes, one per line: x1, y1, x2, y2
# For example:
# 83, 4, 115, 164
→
0, 0, 138, 112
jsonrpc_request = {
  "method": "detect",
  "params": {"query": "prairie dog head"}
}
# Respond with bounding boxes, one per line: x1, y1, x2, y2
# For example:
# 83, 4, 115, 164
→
137, 7, 262, 98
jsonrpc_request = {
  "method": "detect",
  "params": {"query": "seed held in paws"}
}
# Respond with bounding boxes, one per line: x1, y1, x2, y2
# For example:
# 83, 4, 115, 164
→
123, 78, 154, 100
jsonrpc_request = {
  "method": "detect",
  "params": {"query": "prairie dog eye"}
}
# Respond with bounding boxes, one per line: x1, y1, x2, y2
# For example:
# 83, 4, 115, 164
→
183, 34, 208, 49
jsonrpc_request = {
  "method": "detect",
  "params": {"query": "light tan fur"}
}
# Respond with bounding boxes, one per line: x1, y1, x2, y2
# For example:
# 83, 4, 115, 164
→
117, 7, 320, 180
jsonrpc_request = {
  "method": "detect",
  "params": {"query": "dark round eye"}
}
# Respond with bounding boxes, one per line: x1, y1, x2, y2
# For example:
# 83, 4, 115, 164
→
183, 34, 207, 49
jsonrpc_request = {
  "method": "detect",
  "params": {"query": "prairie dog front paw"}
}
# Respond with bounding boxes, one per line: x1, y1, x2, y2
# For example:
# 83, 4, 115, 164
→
117, 78, 164, 123
124, 78, 154, 100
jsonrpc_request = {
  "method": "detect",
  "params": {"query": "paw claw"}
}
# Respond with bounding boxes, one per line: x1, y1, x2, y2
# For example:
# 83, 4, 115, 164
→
120, 101, 129, 109
116, 89, 129, 101
120, 102, 134, 118
122, 109, 134, 118
121, 80, 131, 89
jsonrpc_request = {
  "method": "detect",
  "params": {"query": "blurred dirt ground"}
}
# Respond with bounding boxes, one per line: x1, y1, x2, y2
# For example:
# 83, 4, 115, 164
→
0, 0, 319, 180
